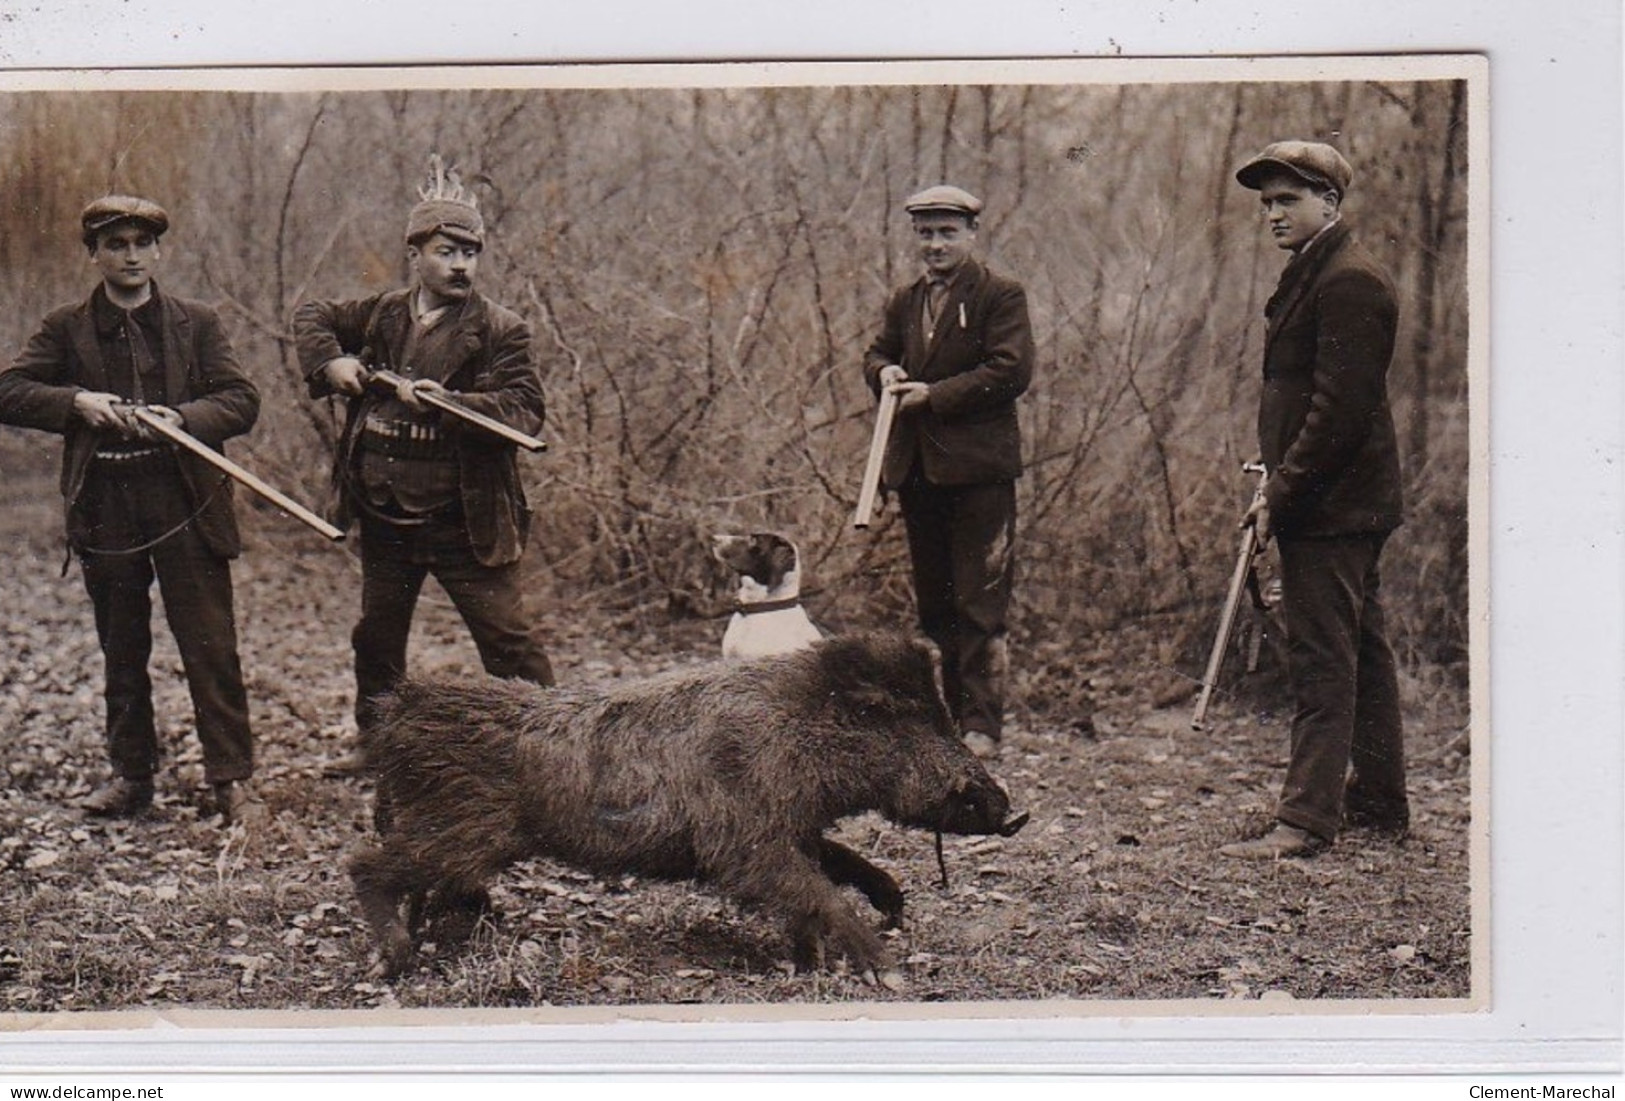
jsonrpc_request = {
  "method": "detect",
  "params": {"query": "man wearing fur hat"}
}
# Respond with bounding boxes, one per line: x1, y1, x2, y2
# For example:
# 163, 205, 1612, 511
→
295, 157, 553, 744
0, 196, 262, 824
1220, 141, 1409, 859
862, 185, 1035, 759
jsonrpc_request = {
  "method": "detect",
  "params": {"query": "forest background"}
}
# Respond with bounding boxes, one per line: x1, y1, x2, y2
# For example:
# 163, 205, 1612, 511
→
0, 77, 1470, 682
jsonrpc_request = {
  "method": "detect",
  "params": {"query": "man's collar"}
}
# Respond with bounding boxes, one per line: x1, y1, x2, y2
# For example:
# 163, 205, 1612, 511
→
91, 282, 161, 332
412, 286, 464, 328
923, 257, 976, 287
1292, 215, 1344, 258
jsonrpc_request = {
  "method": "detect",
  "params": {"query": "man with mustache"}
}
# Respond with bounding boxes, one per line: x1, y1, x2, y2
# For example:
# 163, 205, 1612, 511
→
0, 195, 262, 824
862, 185, 1035, 759
1220, 142, 1409, 859
295, 157, 553, 755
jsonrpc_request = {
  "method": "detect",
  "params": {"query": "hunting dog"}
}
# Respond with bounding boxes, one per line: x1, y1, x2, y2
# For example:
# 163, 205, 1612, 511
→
711, 532, 824, 659
348, 635, 1028, 982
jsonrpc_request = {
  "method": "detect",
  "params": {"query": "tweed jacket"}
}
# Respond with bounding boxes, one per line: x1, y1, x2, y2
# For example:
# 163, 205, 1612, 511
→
863, 259, 1034, 488
0, 286, 260, 558
294, 287, 543, 567
1258, 220, 1404, 538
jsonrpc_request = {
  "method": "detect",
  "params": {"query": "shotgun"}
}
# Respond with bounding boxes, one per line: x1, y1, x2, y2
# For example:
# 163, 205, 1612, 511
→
852, 384, 902, 530
365, 369, 546, 453
1191, 461, 1269, 730
124, 406, 345, 542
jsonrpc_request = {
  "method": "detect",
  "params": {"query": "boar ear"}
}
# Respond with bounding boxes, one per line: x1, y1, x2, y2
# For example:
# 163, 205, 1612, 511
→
844, 684, 894, 716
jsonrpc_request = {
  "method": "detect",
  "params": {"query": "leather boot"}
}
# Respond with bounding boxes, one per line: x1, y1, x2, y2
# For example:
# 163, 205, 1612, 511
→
213, 781, 267, 828
83, 776, 154, 818
1219, 823, 1329, 860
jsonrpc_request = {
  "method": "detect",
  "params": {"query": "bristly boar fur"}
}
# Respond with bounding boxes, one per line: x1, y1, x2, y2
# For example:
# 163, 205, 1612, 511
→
347, 634, 1026, 981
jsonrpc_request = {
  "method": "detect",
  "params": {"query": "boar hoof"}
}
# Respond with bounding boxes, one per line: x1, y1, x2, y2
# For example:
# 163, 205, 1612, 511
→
373, 927, 414, 980
828, 923, 890, 975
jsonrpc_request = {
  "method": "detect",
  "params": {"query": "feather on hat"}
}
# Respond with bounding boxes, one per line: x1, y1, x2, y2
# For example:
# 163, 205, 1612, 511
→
405, 154, 484, 248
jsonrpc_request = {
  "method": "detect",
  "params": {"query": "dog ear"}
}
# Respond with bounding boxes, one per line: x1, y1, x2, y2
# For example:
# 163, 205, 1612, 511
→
767, 539, 797, 578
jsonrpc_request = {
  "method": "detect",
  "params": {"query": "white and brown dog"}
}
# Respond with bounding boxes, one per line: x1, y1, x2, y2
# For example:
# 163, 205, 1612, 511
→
712, 532, 825, 659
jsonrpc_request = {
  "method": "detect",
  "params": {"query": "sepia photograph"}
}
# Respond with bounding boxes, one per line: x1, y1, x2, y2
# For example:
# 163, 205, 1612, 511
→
0, 57, 1488, 1028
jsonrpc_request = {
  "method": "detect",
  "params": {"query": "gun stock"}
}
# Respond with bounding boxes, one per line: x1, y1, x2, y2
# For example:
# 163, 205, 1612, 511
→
126, 406, 345, 542
367, 369, 546, 453
852, 385, 901, 530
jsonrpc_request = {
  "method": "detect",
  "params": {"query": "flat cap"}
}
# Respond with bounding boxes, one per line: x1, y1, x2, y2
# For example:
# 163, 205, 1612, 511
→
405, 198, 485, 248
1235, 141, 1354, 196
904, 184, 983, 218
80, 195, 169, 246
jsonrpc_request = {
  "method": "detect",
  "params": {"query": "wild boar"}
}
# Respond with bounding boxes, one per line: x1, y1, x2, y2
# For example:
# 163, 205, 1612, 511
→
349, 634, 1027, 980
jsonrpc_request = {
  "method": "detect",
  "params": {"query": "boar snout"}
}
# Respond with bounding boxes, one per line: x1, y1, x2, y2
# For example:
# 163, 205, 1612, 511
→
996, 809, 1030, 837
936, 775, 1017, 836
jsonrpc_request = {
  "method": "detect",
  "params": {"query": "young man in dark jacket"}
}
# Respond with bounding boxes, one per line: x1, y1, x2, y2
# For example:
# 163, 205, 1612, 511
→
863, 185, 1035, 758
1221, 142, 1409, 859
0, 196, 262, 824
295, 158, 553, 744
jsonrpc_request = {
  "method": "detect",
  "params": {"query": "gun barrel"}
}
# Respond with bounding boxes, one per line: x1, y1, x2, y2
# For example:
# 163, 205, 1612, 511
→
1191, 523, 1258, 730
369, 370, 546, 453
127, 407, 345, 542
1191, 463, 1271, 730
852, 385, 901, 530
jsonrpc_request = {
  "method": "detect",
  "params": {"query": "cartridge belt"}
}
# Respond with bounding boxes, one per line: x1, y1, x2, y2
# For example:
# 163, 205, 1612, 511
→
360, 415, 456, 461
92, 445, 168, 464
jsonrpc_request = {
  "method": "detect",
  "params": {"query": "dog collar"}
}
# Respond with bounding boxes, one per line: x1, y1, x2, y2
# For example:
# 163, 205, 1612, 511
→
736, 596, 802, 615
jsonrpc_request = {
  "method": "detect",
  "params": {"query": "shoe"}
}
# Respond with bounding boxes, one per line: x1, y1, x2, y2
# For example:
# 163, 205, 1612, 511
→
1219, 824, 1328, 860
963, 731, 999, 759
83, 776, 154, 818
213, 781, 267, 828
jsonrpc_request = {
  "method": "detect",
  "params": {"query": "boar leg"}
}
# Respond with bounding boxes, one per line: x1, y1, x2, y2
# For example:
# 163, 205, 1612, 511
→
347, 843, 424, 979
722, 848, 892, 974
422, 884, 496, 945
784, 893, 891, 976
817, 838, 905, 930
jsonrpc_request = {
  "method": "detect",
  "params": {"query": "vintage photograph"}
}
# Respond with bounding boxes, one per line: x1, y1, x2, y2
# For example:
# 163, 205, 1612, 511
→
0, 57, 1483, 1019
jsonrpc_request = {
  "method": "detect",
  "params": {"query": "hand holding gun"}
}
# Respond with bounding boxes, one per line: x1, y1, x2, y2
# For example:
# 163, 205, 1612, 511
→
121, 404, 345, 542
363, 368, 546, 453
1191, 461, 1269, 731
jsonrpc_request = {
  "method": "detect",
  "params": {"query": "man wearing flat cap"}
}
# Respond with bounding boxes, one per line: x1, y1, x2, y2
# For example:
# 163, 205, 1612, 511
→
295, 155, 553, 750
1220, 141, 1409, 859
863, 184, 1035, 758
0, 195, 263, 824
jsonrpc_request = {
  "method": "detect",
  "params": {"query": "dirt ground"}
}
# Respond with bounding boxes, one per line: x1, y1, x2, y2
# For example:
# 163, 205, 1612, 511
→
0, 437, 1473, 1015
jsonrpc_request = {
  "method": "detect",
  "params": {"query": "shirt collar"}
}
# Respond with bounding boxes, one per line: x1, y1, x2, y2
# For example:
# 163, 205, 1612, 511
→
91, 282, 162, 336
924, 259, 972, 289
1293, 214, 1343, 257
412, 286, 471, 330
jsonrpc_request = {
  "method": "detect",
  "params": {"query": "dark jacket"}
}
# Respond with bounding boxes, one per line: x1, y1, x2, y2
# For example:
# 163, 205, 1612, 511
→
1258, 221, 1404, 538
0, 286, 260, 558
863, 259, 1034, 488
294, 287, 543, 567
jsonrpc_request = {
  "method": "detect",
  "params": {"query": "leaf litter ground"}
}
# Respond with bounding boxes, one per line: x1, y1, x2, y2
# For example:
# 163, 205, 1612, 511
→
0, 441, 1471, 1014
